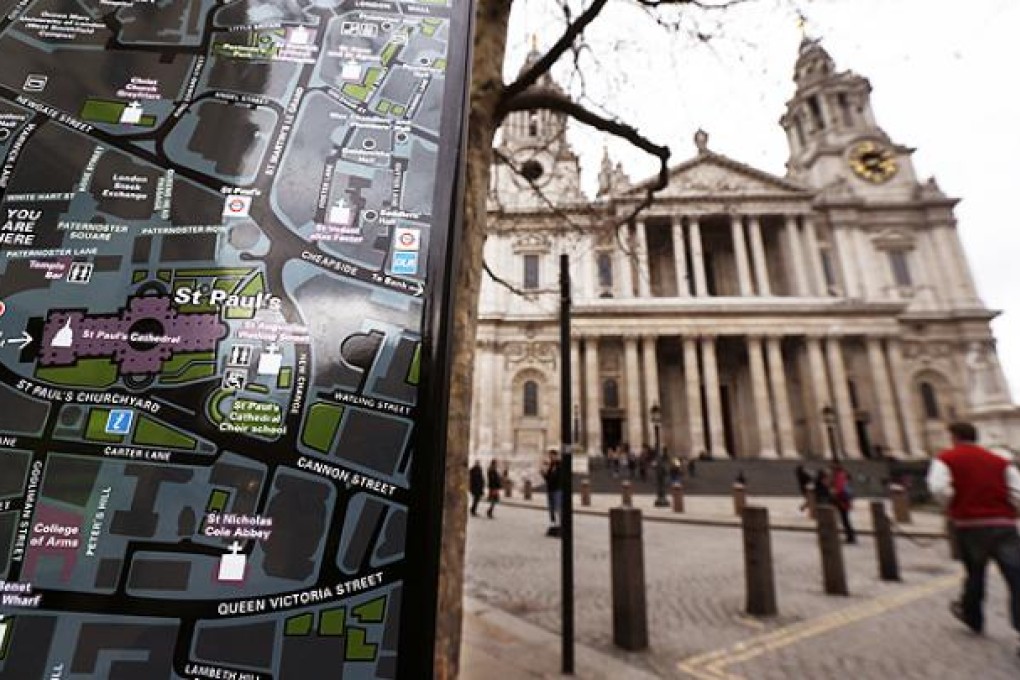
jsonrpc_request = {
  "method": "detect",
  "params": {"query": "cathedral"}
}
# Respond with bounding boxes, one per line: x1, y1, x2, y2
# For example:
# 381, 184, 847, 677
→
469, 38, 1020, 476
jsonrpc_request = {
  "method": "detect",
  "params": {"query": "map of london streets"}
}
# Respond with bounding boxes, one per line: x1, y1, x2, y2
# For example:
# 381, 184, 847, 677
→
0, 0, 460, 676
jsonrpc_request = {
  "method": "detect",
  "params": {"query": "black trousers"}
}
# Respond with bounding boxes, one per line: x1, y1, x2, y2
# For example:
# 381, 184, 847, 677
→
837, 506, 856, 543
956, 525, 1020, 634
470, 492, 482, 515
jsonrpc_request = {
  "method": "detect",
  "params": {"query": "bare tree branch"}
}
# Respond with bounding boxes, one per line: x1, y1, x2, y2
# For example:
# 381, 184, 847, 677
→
499, 0, 611, 115
633, 0, 750, 8
483, 258, 546, 298
501, 86, 671, 212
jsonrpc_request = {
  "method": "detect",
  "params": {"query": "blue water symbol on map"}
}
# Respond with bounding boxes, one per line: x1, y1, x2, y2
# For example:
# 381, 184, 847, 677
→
391, 251, 419, 276
105, 409, 135, 435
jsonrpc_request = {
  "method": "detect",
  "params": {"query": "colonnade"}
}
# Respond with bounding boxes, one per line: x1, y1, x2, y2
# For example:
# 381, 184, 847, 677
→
616, 213, 827, 298
603, 212, 980, 306
571, 332, 924, 461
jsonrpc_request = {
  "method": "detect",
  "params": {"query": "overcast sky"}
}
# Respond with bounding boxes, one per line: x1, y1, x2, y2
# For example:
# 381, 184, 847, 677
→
504, 0, 1020, 398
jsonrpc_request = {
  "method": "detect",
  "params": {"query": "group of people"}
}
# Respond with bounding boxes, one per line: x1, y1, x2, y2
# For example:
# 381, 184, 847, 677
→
795, 462, 857, 543
468, 421, 1020, 656
468, 459, 503, 518
605, 444, 697, 483
468, 450, 563, 527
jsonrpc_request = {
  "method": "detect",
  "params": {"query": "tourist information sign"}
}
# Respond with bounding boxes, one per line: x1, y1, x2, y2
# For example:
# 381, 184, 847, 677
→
0, 0, 471, 676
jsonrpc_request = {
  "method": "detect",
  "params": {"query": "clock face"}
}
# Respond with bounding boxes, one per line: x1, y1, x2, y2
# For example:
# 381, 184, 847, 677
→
513, 146, 552, 188
848, 141, 898, 183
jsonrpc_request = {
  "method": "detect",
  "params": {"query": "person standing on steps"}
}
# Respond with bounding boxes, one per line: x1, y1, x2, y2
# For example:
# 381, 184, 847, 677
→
469, 460, 485, 517
486, 459, 502, 519
831, 463, 857, 544
927, 421, 1020, 656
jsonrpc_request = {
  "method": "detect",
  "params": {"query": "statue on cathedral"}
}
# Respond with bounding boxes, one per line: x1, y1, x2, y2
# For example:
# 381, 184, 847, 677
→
965, 341, 1012, 408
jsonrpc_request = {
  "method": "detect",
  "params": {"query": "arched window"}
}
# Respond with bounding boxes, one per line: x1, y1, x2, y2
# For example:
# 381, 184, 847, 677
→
603, 378, 619, 409
523, 380, 539, 416
920, 382, 940, 420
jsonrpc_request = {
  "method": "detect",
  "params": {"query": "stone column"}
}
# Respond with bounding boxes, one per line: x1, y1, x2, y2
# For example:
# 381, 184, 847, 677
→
635, 220, 652, 298
886, 338, 923, 457
689, 217, 708, 297
701, 335, 727, 457
570, 337, 581, 432
806, 335, 833, 456
783, 215, 809, 296
765, 335, 798, 457
672, 219, 690, 297
803, 215, 827, 296
491, 342, 508, 453
730, 214, 754, 296
617, 224, 633, 298
579, 235, 595, 301
747, 335, 777, 458
824, 336, 860, 459
584, 337, 601, 456
866, 336, 905, 456
624, 335, 643, 448
914, 232, 942, 308
748, 215, 772, 296
641, 336, 661, 443
683, 336, 706, 456
940, 225, 981, 306
853, 229, 879, 300
831, 225, 861, 298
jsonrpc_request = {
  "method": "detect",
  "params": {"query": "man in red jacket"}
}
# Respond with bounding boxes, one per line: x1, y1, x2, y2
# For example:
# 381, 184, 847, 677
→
927, 421, 1020, 652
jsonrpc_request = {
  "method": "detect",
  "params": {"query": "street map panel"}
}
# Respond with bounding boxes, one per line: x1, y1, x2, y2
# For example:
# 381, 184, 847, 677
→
0, 0, 464, 677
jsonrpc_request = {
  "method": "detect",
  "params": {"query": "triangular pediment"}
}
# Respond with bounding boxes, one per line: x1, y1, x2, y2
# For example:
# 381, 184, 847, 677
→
628, 152, 811, 200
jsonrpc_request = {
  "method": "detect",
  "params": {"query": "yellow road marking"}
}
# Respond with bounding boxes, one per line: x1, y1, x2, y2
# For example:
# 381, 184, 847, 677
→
678, 574, 958, 679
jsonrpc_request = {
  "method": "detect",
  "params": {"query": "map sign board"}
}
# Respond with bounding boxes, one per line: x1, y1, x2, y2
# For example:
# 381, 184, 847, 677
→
0, 0, 472, 676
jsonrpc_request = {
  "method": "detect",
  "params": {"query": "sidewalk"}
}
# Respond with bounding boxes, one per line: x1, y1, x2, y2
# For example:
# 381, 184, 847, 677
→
461, 596, 659, 680
501, 492, 947, 538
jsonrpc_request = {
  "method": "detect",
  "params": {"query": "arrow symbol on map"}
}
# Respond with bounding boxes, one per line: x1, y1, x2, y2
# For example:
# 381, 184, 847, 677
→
7, 331, 32, 349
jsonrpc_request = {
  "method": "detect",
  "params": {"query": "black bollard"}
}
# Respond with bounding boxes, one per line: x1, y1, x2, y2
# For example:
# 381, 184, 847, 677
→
523, 478, 532, 501
732, 483, 747, 516
741, 506, 777, 617
610, 508, 648, 651
890, 484, 911, 524
870, 501, 900, 581
621, 481, 633, 508
671, 483, 684, 513
815, 505, 849, 596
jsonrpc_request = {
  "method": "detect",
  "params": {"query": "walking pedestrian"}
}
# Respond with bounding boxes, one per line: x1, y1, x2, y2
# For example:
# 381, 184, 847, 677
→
486, 459, 502, 518
541, 448, 562, 528
796, 464, 812, 513
927, 421, 1020, 654
831, 463, 857, 543
469, 460, 485, 517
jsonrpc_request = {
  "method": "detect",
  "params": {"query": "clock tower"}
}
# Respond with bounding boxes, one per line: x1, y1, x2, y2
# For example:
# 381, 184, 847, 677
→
780, 37, 919, 201
491, 43, 584, 209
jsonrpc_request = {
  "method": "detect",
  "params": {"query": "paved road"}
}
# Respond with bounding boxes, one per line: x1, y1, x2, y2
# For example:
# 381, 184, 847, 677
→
465, 504, 1019, 679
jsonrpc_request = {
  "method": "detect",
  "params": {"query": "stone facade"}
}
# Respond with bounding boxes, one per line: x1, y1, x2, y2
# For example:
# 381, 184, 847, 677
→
471, 39, 1020, 479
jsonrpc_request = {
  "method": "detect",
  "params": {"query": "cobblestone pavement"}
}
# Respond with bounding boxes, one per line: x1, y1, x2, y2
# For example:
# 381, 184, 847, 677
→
465, 503, 1020, 679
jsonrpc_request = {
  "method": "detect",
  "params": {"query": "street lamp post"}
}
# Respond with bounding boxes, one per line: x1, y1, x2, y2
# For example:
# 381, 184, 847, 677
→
651, 403, 668, 507
821, 404, 839, 463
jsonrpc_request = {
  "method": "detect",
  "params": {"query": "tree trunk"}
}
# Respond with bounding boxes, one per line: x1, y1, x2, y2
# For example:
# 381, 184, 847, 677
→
433, 1, 509, 677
